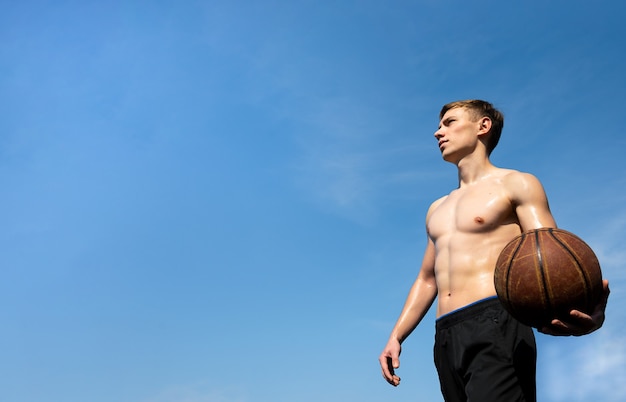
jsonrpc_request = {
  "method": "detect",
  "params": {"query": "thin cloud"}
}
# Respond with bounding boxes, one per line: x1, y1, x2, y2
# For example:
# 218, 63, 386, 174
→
540, 329, 626, 402
538, 207, 626, 402
288, 92, 443, 224
295, 138, 437, 224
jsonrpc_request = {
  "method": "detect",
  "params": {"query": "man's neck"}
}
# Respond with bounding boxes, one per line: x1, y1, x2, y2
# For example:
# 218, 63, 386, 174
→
456, 154, 496, 187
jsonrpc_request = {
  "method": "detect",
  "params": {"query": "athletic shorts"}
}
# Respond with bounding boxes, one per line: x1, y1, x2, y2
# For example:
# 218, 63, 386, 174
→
434, 296, 537, 402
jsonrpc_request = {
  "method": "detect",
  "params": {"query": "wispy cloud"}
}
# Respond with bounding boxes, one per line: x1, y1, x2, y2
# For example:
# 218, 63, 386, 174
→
295, 134, 437, 224
538, 207, 626, 402
540, 328, 626, 402
587, 213, 626, 274
287, 93, 444, 224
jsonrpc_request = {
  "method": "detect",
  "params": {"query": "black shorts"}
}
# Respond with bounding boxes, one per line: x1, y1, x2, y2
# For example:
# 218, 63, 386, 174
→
434, 297, 536, 402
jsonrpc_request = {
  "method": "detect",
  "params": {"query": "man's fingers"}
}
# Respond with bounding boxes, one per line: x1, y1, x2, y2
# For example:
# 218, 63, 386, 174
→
379, 356, 392, 377
379, 355, 401, 386
392, 356, 400, 369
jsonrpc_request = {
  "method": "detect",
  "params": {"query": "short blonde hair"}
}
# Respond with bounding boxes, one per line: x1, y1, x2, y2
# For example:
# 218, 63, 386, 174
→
440, 100, 504, 155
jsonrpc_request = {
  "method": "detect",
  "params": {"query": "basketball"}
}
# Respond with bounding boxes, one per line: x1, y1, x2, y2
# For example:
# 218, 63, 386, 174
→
494, 228, 603, 328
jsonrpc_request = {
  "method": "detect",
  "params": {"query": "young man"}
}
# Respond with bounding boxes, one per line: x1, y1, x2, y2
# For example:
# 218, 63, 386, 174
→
378, 100, 609, 401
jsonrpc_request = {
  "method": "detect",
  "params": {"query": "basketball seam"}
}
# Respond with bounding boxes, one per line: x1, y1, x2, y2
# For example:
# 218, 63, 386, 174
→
549, 229, 593, 310
537, 229, 552, 315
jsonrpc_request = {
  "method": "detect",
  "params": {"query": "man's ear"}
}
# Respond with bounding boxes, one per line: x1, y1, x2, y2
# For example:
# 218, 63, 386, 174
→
477, 117, 492, 136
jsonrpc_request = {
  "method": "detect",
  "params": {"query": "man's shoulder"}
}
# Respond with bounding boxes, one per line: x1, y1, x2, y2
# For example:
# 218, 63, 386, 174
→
498, 168, 542, 185
484, 167, 542, 187
428, 194, 448, 210
495, 167, 522, 177
425, 194, 448, 221
498, 169, 547, 205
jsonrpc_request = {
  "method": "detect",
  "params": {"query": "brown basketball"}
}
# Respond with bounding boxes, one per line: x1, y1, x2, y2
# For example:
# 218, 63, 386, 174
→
494, 228, 603, 328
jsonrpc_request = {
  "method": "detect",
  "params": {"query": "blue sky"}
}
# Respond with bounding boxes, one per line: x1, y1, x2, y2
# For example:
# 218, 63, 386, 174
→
1, 1, 625, 401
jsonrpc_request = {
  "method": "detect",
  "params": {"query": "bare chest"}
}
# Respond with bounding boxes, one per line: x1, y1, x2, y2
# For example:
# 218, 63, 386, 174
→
427, 185, 516, 239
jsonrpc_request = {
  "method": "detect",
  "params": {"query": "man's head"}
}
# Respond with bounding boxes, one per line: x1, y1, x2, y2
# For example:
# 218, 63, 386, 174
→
439, 100, 504, 155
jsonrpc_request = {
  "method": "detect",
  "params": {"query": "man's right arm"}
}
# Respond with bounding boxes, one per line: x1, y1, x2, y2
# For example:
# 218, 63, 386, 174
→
379, 236, 438, 386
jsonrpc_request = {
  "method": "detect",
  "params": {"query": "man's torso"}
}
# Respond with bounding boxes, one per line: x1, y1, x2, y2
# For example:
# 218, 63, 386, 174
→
427, 169, 523, 316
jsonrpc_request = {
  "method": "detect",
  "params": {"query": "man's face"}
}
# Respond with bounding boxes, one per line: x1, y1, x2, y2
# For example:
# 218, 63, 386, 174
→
434, 107, 481, 163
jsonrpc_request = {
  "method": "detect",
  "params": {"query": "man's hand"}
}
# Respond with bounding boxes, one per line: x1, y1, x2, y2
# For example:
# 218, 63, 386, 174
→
379, 338, 402, 386
539, 280, 610, 336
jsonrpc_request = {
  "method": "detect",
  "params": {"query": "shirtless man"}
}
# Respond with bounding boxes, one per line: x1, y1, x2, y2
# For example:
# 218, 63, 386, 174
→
378, 100, 609, 401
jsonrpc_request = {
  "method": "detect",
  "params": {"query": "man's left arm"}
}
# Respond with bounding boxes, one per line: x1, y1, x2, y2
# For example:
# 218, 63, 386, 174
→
507, 171, 609, 336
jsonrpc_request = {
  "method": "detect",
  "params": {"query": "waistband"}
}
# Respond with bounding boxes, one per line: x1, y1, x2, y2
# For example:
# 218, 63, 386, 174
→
436, 296, 501, 330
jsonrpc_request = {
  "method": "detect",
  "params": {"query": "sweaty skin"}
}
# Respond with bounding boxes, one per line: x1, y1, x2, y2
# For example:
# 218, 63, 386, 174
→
378, 106, 609, 387
428, 168, 554, 317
